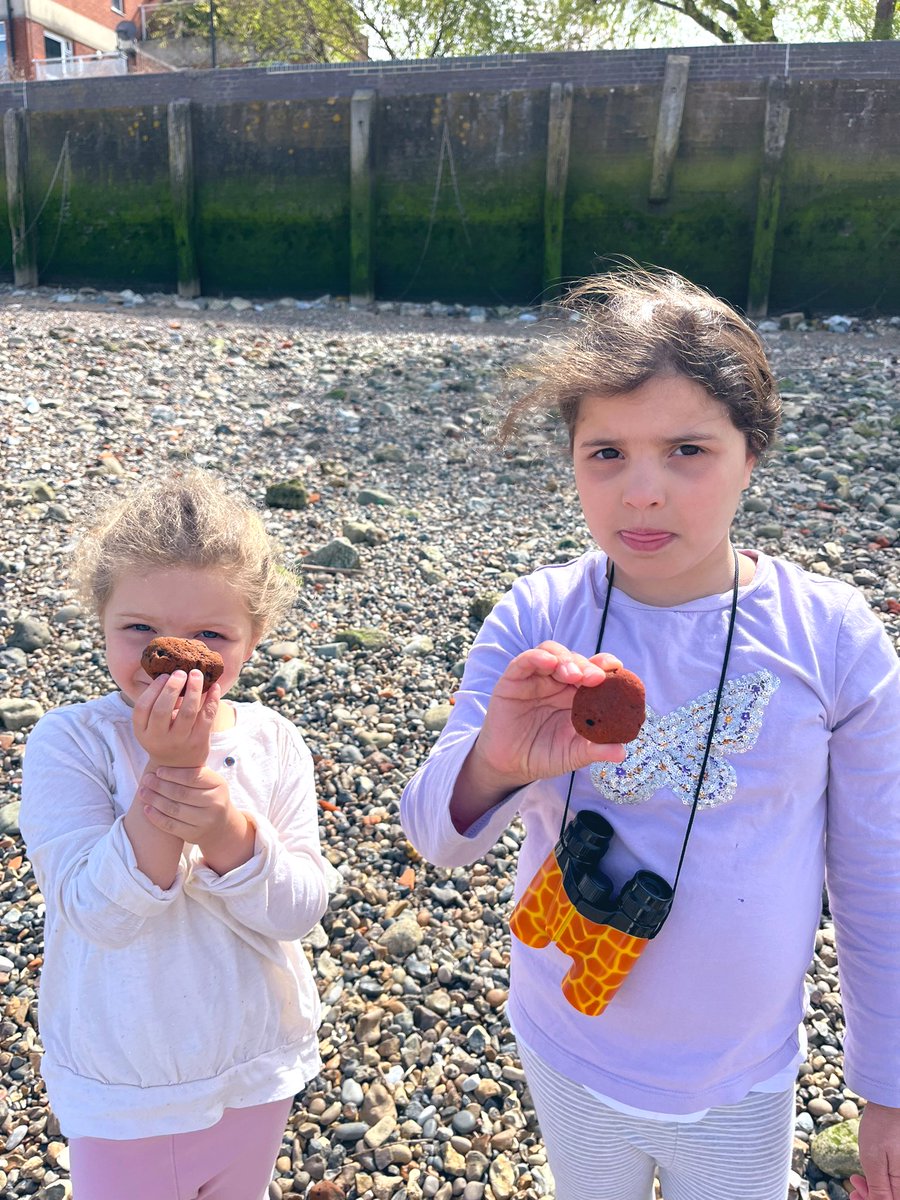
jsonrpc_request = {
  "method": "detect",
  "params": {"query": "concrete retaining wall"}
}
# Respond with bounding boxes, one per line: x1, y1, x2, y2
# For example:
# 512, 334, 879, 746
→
1, 42, 898, 312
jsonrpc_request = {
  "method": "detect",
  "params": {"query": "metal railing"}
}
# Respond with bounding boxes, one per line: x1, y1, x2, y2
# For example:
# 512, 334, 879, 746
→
33, 51, 128, 81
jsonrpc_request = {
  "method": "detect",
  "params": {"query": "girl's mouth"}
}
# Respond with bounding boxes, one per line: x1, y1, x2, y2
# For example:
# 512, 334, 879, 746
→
619, 530, 675, 552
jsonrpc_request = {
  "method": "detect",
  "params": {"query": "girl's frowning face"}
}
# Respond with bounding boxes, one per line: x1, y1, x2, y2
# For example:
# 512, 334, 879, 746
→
102, 566, 257, 717
572, 375, 756, 606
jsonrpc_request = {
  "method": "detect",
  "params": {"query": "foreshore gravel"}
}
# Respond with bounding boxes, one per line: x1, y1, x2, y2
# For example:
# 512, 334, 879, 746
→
0, 292, 898, 1200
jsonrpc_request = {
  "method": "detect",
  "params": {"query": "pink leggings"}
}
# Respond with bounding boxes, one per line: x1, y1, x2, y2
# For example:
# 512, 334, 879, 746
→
68, 1097, 293, 1200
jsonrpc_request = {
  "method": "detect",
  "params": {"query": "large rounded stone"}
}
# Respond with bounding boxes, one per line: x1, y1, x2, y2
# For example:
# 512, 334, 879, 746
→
0, 698, 45, 731
336, 627, 392, 651
8, 617, 53, 653
378, 917, 425, 959
304, 539, 361, 570
810, 1119, 862, 1178
423, 703, 452, 732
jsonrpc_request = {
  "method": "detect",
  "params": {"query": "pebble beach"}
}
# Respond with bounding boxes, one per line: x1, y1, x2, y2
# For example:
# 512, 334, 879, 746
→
0, 287, 898, 1200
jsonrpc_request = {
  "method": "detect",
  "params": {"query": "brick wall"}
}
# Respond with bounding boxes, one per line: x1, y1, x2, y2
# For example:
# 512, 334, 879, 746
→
6, 0, 142, 81
1, 40, 897, 310
22, 20, 94, 57
58, 0, 141, 33
0, 39, 896, 112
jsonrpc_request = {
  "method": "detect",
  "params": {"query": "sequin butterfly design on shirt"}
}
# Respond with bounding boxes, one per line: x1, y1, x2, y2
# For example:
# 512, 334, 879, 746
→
590, 669, 780, 809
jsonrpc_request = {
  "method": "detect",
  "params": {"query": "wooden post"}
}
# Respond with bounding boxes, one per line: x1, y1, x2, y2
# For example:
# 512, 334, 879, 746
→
350, 89, 375, 305
649, 55, 691, 203
4, 108, 38, 288
747, 77, 791, 319
543, 81, 573, 300
168, 99, 200, 299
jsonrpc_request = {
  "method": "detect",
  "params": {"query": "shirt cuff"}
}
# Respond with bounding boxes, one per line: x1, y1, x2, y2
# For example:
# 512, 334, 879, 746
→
91, 816, 185, 913
403, 730, 526, 867
187, 813, 278, 893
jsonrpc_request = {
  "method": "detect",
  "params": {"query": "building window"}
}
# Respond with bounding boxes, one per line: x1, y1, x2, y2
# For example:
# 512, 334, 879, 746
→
112, 0, 125, 12
0, 22, 8, 74
43, 31, 73, 62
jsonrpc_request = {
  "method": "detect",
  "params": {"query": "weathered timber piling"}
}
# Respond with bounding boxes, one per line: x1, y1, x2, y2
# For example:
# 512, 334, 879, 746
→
649, 55, 691, 203
168, 99, 200, 300
543, 81, 574, 299
747, 76, 791, 318
4, 108, 38, 288
350, 89, 375, 304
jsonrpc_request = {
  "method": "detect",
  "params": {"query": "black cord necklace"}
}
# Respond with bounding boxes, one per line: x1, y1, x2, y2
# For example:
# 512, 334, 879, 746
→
559, 546, 742, 896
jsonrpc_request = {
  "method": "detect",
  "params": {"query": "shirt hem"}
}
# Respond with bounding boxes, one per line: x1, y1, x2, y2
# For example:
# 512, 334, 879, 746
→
45, 1038, 322, 1140
507, 994, 800, 1116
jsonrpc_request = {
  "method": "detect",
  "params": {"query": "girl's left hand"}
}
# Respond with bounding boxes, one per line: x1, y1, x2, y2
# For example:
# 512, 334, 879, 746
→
139, 765, 256, 874
132, 672, 220, 769
850, 1101, 900, 1200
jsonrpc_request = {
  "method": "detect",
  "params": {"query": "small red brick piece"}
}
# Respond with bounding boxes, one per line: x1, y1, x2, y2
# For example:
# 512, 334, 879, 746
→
571, 667, 646, 744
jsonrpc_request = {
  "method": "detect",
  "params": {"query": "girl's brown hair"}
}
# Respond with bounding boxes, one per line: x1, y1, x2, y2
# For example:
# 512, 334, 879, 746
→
503, 267, 781, 456
74, 470, 297, 637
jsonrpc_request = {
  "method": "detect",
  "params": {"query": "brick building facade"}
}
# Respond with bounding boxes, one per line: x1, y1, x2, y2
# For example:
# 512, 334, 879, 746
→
1, 0, 144, 81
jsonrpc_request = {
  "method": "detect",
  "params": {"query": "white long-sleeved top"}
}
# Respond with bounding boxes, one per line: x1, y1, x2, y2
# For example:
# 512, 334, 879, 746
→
400, 550, 900, 1114
20, 692, 328, 1139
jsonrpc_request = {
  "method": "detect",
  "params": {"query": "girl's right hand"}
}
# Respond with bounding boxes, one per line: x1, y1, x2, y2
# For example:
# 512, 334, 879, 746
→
132, 671, 219, 769
450, 642, 628, 832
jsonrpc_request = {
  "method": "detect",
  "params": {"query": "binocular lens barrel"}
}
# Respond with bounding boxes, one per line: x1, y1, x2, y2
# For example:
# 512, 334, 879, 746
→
618, 870, 673, 936
578, 866, 615, 909
560, 811, 614, 865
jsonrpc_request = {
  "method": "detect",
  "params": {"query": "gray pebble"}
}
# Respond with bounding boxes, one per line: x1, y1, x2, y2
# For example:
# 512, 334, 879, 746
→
333, 1121, 369, 1142
451, 1111, 478, 1135
0, 298, 896, 1200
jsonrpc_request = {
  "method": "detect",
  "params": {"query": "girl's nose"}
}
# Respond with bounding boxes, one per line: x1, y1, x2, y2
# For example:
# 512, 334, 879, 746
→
621, 466, 665, 509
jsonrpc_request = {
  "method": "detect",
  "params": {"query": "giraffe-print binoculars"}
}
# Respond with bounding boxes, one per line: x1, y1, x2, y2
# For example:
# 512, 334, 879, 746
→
509, 810, 673, 1017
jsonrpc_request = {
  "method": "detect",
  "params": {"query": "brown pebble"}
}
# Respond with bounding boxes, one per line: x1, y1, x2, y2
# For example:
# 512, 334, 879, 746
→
571, 667, 646, 744
807, 1096, 834, 1117
141, 636, 225, 691
309, 1182, 345, 1200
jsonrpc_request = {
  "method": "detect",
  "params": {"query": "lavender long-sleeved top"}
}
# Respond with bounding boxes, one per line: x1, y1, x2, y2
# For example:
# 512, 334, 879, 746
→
400, 550, 900, 1114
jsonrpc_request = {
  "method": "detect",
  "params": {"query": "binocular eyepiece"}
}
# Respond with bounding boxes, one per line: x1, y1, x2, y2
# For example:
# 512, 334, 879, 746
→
509, 811, 673, 1017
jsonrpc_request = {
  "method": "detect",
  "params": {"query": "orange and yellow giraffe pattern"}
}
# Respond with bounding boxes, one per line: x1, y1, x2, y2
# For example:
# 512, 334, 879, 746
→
510, 850, 649, 1017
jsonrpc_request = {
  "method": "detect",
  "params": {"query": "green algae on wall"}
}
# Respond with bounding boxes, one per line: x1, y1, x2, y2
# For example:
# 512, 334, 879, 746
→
0, 133, 9, 279
192, 100, 350, 297
375, 175, 544, 304
771, 192, 900, 312
196, 181, 349, 297
373, 88, 547, 304
28, 106, 176, 289
375, 216, 544, 305
564, 197, 755, 303
0, 216, 10, 285
32, 180, 176, 289
563, 84, 762, 305
768, 79, 900, 311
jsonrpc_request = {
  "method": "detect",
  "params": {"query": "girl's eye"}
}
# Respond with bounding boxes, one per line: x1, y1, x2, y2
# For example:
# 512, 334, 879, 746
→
128, 623, 152, 633
594, 447, 621, 460
199, 630, 222, 640
674, 444, 703, 457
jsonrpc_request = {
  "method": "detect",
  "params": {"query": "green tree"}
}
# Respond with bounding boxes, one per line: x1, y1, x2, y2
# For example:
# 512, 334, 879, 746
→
144, 0, 367, 64
594, 0, 895, 45
349, 0, 896, 51
143, 0, 895, 64
871, 0, 896, 38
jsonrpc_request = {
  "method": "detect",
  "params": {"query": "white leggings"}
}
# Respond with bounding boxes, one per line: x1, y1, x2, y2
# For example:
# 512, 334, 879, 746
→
518, 1041, 796, 1200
